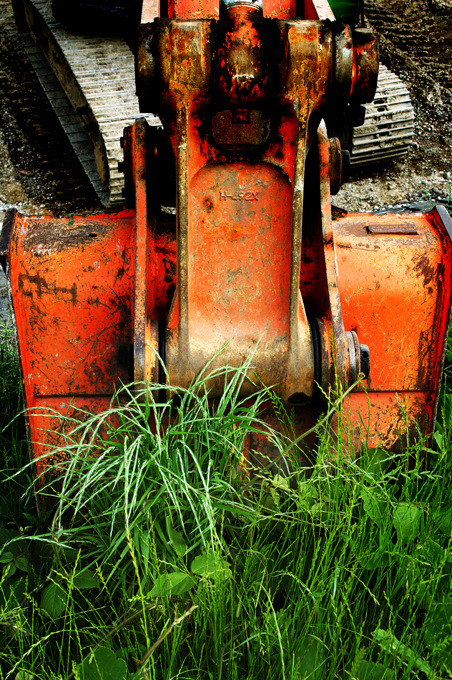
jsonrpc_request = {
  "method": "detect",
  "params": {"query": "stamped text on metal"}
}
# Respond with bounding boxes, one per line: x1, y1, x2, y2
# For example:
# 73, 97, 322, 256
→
219, 190, 259, 202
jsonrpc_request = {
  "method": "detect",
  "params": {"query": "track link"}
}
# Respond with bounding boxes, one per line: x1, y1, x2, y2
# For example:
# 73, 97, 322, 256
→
13, 0, 159, 206
352, 65, 415, 166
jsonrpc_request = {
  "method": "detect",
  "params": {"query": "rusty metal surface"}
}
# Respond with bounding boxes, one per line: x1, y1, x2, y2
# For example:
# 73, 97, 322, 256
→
351, 28, 379, 104
126, 118, 159, 389
167, 0, 297, 20
3, 0, 451, 472
333, 208, 452, 450
5, 201, 451, 460
5, 207, 177, 466
317, 121, 360, 393
137, 2, 379, 401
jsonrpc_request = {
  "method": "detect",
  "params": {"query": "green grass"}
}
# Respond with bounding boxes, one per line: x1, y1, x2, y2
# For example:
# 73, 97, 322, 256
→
0, 322, 451, 680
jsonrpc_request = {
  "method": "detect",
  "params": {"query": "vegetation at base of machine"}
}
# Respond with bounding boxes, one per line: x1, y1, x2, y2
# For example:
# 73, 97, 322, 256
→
0, 325, 451, 679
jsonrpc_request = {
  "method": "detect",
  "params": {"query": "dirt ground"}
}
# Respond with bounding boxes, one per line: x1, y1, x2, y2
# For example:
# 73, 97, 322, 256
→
0, 0, 451, 319
337, 0, 452, 211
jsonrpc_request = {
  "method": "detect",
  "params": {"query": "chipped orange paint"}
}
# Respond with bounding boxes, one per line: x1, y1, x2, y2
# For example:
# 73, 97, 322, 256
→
5, 202, 451, 467
1, 0, 451, 481
334, 208, 452, 450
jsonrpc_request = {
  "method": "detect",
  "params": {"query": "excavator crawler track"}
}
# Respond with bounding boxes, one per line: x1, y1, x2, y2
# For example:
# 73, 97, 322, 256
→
351, 65, 415, 166
13, 0, 159, 206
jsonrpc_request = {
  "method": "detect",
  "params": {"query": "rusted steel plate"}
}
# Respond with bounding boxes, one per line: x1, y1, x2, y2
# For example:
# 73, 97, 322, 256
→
331, 392, 436, 456
366, 223, 419, 235
4, 203, 451, 463
166, 0, 330, 21
332, 209, 452, 450
4, 208, 176, 466
335, 211, 451, 394
9, 210, 135, 398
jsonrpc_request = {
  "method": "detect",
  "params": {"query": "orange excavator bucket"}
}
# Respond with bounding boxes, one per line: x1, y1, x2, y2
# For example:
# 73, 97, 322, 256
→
1, 0, 451, 479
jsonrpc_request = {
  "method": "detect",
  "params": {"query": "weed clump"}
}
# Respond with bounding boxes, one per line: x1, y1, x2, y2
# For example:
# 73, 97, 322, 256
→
0, 337, 451, 679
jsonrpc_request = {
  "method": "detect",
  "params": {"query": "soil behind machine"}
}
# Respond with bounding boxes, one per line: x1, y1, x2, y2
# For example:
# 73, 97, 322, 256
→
1, 0, 452, 478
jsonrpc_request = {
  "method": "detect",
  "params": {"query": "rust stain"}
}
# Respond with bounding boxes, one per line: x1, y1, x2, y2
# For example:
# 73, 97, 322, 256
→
5, 5, 452, 480
18, 270, 78, 305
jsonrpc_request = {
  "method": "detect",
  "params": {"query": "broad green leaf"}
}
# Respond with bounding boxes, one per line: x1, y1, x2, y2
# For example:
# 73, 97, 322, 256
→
393, 502, 422, 544
356, 544, 390, 570
167, 525, 187, 558
261, 493, 277, 511
0, 574, 26, 603
357, 531, 391, 570
73, 569, 100, 590
298, 484, 319, 508
363, 447, 393, 478
62, 548, 79, 564
272, 474, 290, 491
150, 571, 196, 598
0, 529, 21, 556
15, 673, 34, 680
433, 503, 452, 535
22, 512, 38, 527
4, 563, 16, 578
433, 430, 444, 449
372, 629, 432, 675
15, 557, 28, 572
40, 582, 67, 619
354, 660, 396, 680
191, 554, 231, 580
417, 538, 452, 570
297, 638, 326, 679
78, 646, 128, 680
0, 552, 14, 564
361, 488, 386, 529
310, 502, 331, 525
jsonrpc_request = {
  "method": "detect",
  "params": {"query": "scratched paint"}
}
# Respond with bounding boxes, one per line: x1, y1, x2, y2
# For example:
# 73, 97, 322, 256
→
2, 0, 451, 480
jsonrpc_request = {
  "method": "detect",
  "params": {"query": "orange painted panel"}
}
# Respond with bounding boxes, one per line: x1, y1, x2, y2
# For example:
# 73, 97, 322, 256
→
9, 211, 136, 399
188, 162, 293, 346
334, 212, 452, 394
169, 0, 296, 19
